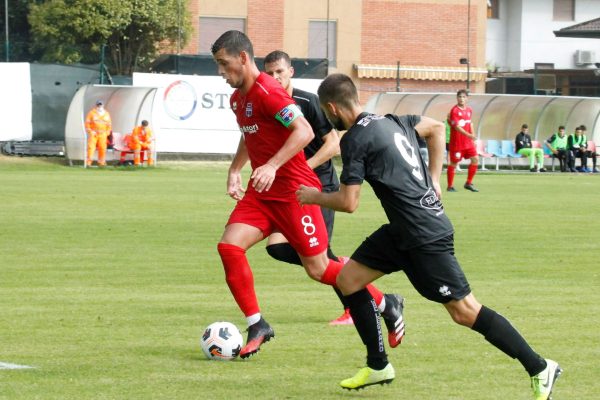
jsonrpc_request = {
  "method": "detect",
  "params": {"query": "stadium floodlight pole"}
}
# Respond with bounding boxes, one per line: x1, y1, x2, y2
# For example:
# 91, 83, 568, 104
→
4, 0, 9, 62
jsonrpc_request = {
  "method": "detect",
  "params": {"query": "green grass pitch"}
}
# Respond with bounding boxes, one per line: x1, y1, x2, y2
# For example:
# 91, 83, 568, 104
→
1, 156, 599, 399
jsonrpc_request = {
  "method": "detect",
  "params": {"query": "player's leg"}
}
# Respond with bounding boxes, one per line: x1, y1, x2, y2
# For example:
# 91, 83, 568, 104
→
218, 196, 274, 358
464, 150, 479, 191
336, 258, 395, 389
445, 294, 561, 398
319, 203, 354, 324
272, 201, 391, 329
446, 150, 459, 191
419, 236, 560, 398
265, 231, 351, 325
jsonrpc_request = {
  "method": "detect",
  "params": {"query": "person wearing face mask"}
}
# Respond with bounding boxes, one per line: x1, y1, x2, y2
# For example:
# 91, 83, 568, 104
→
85, 100, 112, 167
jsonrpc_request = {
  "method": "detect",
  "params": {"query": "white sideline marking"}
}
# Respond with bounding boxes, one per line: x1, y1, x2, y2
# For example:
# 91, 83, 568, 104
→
0, 361, 35, 370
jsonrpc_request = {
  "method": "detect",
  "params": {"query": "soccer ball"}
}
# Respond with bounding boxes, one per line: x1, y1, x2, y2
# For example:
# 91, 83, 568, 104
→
200, 321, 243, 361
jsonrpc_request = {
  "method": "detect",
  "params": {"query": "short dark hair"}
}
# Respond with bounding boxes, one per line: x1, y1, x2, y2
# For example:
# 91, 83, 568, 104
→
558, 125, 565, 130
318, 73, 359, 109
141, 120, 149, 127
521, 123, 528, 129
211, 30, 254, 59
264, 50, 291, 67
580, 124, 587, 131
457, 89, 468, 97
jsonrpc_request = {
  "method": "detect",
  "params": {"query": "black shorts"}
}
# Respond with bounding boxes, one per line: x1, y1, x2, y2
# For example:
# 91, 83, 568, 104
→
351, 226, 471, 303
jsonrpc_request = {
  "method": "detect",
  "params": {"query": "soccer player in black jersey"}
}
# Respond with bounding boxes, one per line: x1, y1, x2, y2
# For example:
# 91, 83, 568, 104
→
296, 73, 561, 399
263, 50, 352, 326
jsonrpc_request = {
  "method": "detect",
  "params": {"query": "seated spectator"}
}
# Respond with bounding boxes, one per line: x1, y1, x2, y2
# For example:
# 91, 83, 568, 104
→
122, 120, 154, 166
545, 125, 570, 172
515, 123, 545, 172
578, 125, 598, 173
567, 126, 588, 172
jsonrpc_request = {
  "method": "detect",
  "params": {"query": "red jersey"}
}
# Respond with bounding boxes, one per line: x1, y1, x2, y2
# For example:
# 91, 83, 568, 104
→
230, 72, 321, 200
448, 104, 475, 151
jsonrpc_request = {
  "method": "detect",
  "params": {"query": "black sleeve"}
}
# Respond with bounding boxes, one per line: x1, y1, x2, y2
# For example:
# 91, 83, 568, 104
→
297, 91, 333, 138
339, 134, 366, 186
546, 134, 556, 144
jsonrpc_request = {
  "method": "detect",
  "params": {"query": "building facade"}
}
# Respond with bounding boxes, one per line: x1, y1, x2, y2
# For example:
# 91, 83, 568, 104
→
486, 0, 600, 96
183, 0, 489, 102
487, 0, 600, 72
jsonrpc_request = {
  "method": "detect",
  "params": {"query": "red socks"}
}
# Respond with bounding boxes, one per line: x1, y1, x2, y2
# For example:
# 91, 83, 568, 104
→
447, 165, 455, 188
320, 259, 384, 306
217, 243, 259, 317
467, 164, 478, 184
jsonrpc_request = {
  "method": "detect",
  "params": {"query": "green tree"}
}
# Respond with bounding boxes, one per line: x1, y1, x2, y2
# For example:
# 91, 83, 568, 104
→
0, 0, 33, 62
29, 0, 190, 75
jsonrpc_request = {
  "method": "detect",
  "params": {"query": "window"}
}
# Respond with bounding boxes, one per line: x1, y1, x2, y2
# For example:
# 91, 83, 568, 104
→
308, 20, 337, 67
553, 0, 574, 21
199, 17, 246, 54
487, 0, 499, 19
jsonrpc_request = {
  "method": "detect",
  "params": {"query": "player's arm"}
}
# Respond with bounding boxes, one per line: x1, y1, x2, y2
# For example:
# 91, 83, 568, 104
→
455, 124, 475, 140
296, 183, 361, 213
251, 116, 314, 193
450, 110, 475, 140
415, 117, 445, 198
306, 129, 340, 170
227, 136, 250, 200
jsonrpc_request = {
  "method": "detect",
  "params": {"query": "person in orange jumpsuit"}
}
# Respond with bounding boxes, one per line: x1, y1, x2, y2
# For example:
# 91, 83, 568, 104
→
85, 100, 112, 167
124, 120, 154, 166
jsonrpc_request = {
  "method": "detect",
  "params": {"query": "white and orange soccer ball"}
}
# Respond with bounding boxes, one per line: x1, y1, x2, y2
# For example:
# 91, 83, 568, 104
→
200, 321, 243, 361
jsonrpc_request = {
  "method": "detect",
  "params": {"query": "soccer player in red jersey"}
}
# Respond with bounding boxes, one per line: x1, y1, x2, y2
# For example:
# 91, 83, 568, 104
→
211, 30, 404, 358
447, 89, 479, 192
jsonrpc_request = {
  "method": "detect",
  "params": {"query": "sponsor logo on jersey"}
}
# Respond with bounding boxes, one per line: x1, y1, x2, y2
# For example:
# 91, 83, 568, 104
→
245, 102, 253, 117
308, 237, 319, 248
240, 124, 259, 134
420, 187, 444, 215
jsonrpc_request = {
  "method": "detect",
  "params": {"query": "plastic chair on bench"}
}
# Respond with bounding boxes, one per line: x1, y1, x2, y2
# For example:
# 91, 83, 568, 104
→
475, 139, 493, 170
501, 140, 521, 170
485, 139, 505, 170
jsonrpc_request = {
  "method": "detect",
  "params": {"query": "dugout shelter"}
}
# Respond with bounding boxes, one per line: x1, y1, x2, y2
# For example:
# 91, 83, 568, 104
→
365, 92, 600, 144
64, 85, 158, 166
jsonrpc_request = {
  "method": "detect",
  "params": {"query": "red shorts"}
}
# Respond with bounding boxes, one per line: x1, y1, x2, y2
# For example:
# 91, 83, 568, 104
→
227, 192, 329, 257
449, 146, 477, 163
